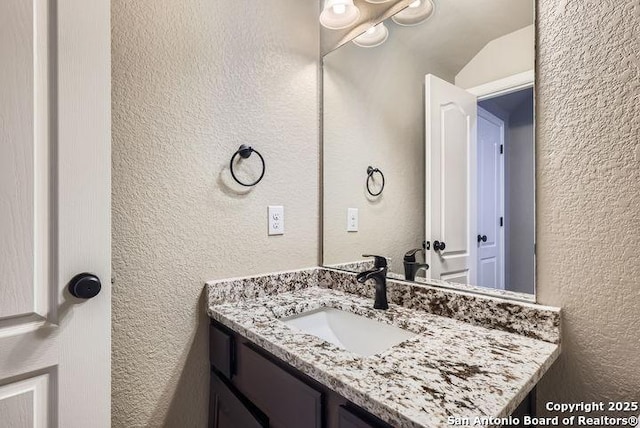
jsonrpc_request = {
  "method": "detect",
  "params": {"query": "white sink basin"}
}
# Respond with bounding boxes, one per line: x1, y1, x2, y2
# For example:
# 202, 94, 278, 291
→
282, 307, 416, 357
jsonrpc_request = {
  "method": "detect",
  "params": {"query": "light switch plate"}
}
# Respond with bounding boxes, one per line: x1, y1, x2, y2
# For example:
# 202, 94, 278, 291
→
268, 206, 284, 235
347, 208, 358, 232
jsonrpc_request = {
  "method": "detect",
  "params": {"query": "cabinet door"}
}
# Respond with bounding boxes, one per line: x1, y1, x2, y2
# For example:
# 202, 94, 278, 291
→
338, 406, 390, 428
235, 344, 322, 428
210, 323, 234, 378
210, 371, 267, 428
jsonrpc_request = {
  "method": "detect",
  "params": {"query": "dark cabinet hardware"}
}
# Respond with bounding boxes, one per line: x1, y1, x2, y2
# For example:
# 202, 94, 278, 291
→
423, 240, 430, 250
68, 273, 101, 299
433, 241, 446, 251
477, 235, 488, 243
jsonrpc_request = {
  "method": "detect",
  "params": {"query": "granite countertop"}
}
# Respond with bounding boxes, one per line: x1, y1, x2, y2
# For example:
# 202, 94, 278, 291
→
206, 268, 561, 428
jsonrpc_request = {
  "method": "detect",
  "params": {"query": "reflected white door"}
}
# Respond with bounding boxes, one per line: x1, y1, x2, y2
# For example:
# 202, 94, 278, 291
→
477, 107, 505, 289
425, 75, 477, 285
0, 0, 111, 427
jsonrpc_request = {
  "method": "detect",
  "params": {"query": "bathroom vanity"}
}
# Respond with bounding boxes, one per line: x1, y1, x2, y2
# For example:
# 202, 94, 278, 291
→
206, 268, 561, 428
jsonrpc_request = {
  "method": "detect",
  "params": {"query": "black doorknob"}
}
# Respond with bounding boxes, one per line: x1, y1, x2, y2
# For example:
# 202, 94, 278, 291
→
68, 273, 101, 299
433, 240, 446, 251
477, 235, 488, 243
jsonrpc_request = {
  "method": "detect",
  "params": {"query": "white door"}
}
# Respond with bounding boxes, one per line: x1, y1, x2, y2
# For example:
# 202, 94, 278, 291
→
0, 0, 111, 427
477, 107, 505, 289
425, 75, 477, 285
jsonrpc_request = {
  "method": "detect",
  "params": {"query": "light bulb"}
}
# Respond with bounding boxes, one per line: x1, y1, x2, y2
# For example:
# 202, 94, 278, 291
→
392, 0, 434, 26
320, 0, 361, 30
332, 4, 346, 14
353, 22, 389, 48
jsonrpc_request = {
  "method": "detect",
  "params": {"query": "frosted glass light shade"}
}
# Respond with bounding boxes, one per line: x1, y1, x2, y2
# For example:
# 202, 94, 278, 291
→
353, 22, 389, 48
392, 0, 435, 26
320, 0, 361, 30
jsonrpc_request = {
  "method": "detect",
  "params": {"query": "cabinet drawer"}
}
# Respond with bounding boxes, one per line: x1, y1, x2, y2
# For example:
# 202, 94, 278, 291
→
236, 343, 322, 428
210, 370, 268, 428
210, 323, 233, 378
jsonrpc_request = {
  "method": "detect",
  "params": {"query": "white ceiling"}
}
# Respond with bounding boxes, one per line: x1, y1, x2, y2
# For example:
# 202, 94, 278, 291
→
393, 0, 533, 77
329, 0, 534, 79
480, 87, 534, 113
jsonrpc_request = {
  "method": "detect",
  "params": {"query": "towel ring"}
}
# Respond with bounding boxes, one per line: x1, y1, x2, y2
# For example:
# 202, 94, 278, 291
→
366, 166, 385, 196
230, 145, 265, 187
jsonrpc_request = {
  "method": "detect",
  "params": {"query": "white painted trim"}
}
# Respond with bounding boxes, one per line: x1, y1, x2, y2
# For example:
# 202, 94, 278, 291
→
467, 70, 534, 100
0, 374, 49, 428
477, 107, 506, 291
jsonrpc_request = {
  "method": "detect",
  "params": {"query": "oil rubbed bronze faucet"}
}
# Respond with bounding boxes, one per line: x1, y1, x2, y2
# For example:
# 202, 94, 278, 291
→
403, 248, 429, 281
356, 255, 389, 310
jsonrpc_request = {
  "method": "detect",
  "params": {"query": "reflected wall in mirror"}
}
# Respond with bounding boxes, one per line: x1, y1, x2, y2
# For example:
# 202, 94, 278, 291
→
322, 0, 536, 298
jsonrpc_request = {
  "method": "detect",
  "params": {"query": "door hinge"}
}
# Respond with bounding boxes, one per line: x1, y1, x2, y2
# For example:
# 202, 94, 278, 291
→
500, 217, 504, 227
500, 144, 504, 154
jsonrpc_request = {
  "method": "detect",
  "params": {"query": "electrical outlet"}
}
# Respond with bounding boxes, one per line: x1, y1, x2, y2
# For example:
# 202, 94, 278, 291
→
347, 208, 358, 232
268, 206, 284, 235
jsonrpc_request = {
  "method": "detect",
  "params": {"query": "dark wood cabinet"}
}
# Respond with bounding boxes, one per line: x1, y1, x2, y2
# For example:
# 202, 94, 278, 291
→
338, 406, 385, 428
209, 320, 533, 428
234, 343, 322, 428
209, 321, 390, 428
209, 370, 268, 428
209, 324, 233, 379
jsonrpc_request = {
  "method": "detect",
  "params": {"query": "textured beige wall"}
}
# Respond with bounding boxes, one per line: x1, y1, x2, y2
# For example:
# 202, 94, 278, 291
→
536, 0, 640, 410
111, 0, 640, 425
111, 1, 319, 426
323, 38, 453, 275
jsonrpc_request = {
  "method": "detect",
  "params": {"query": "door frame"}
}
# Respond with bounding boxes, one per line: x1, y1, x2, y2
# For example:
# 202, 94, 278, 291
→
467, 70, 534, 100
469, 71, 536, 296
477, 107, 506, 290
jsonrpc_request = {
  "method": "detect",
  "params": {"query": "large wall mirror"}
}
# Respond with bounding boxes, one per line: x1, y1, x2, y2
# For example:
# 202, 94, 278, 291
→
322, 0, 536, 299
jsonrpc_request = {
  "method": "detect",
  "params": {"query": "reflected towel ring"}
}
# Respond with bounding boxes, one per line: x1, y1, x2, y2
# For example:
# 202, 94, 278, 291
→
366, 166, 385, 196
230, 144, 266, 187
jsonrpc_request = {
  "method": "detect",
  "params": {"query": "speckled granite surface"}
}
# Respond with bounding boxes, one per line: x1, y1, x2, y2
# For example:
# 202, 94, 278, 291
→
385, 271, 536, 304
325, 259, 375, 273
207, 268, 319, 305
206, 268, 561, 343
207, 285, 560, 428
318, 269, 560, 344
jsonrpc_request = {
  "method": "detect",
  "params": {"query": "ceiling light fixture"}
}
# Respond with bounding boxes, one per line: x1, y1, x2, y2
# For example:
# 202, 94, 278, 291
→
353, 22, 389, 48
320, 0, 361, 30
392, 0, 435, 26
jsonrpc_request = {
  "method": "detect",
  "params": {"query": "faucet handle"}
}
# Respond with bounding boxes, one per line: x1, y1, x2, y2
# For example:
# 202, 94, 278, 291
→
362, 254, 388, 268
403, 248, 423, 262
